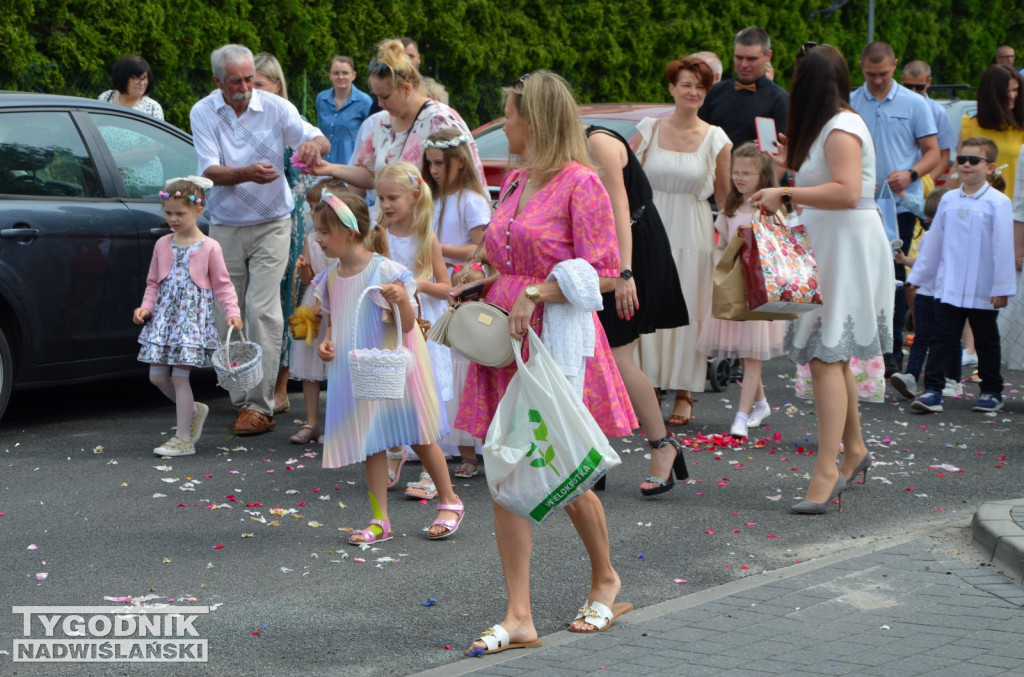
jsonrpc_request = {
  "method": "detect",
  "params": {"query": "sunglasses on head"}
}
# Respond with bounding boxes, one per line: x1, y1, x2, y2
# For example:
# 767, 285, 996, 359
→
956, 155, 986, 166
905, 83, 927, 92
509, 72, 533, 90
797, 41, 833, 59
367, 60, 391, 78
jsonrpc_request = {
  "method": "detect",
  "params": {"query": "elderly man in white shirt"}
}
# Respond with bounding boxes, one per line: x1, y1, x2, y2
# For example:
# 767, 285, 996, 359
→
190, 44, 329, 435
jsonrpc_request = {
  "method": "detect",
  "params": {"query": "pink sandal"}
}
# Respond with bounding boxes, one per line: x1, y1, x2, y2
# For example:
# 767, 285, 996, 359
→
427, 499, 464, 540
290, 425, 320, 445
347, 518, 393, 545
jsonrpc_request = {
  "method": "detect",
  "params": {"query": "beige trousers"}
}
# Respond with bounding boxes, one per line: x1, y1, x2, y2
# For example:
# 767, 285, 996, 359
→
211, 219, 290, 416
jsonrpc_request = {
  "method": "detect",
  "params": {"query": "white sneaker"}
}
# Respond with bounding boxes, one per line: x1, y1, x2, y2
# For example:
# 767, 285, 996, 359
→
747, 401, 771, 428
190, 402, 209, 446
961, 350, 978, 367
730, 415, 748, 438
154, 436, 196, 457
889, 372, 918, 400
942, 378, 964, 397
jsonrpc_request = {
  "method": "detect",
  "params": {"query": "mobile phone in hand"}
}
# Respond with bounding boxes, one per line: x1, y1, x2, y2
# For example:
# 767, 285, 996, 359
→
756, 117, 778, 154
458, 282, 485, 302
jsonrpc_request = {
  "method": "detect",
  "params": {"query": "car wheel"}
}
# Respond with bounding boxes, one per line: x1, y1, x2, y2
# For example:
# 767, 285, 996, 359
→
0, 327, 12, 421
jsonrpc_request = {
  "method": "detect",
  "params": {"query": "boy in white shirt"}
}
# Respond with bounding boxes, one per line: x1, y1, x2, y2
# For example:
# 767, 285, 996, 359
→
908, 137, 1016, 413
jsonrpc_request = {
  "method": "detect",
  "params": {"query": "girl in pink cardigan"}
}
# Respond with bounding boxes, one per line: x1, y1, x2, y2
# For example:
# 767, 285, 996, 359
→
134, 176, 242, 457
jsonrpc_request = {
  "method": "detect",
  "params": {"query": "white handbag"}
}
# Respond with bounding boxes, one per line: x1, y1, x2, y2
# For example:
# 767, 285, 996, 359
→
482, 328, 621, 523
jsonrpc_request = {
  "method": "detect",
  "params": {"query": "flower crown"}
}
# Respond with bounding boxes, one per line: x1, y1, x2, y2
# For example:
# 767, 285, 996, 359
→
422, 134, 472, 150
160, 175, 213, 205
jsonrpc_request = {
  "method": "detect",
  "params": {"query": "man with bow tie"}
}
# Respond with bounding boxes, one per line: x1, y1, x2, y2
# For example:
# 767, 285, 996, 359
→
698, 26, 788, 146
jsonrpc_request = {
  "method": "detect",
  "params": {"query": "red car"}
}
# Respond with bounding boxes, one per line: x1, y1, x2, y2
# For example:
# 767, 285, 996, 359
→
471, 103, 674, 199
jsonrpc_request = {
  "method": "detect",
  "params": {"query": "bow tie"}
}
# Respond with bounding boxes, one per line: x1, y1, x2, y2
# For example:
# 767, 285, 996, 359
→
734, 81, 757, 92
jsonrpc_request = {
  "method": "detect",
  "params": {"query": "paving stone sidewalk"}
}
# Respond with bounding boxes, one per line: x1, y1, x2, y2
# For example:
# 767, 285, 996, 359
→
414, 532, 1024, 677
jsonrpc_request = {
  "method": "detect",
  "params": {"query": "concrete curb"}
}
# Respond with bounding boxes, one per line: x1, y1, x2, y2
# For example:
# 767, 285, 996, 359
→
970, 498, 1024, 584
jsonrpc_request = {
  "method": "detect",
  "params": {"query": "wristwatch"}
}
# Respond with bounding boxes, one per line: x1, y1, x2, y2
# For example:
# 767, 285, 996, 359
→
781, 187, 792, 205
524, 285, 541, 302
908, 168, 919, 182
619, 269, 634, 280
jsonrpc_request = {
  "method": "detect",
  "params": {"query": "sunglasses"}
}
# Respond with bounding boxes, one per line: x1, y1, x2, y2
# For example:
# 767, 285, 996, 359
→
797, 41, 833, 59
904, 83, 927, 92
367, 60, 391, 78
509, 72, 533, 90
956, 155, 986, 166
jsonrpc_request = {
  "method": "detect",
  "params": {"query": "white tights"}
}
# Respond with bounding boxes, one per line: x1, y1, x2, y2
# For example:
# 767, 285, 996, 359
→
149, 366, 196, 442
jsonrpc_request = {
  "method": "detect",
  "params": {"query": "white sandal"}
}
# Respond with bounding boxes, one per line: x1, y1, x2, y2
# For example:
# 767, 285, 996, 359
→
464, 624, 542, 656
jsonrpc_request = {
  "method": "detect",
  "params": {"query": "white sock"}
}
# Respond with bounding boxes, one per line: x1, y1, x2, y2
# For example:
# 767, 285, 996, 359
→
752, 399, 769, 413
734, 412, 749, 423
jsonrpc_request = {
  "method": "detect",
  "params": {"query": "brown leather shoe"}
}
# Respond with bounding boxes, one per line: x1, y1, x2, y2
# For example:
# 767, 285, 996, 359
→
231, 408, 276, 435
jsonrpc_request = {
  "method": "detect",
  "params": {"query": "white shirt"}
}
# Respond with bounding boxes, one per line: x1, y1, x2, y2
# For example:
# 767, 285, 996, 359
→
433, 190, 491, 265
190, 89, 325, 226
908, 183, 1017, 308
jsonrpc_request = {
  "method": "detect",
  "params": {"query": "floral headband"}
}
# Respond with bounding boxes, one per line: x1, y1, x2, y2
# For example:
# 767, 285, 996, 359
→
422, 134, 472, 150
321, 188, 360, 233
160, 175, 214, 204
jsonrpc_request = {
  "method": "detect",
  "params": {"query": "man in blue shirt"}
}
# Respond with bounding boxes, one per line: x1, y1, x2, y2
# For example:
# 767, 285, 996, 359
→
852, 41, 940, 374
315, 56, 372, 165
901, 60, 956, 181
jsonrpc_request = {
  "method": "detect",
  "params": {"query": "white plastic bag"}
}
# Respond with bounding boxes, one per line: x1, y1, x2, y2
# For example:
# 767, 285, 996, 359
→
483, 328, 621, 524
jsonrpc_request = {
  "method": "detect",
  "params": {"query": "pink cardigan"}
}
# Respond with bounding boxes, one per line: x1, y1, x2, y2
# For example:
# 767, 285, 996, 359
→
142, 235, 240, 319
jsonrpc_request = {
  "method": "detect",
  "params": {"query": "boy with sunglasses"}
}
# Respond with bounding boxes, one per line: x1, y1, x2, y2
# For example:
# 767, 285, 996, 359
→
908, 137, 1017, 413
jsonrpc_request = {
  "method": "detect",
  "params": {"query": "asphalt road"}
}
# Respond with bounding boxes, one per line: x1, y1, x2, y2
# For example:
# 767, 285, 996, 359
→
1, 358, 1021, 676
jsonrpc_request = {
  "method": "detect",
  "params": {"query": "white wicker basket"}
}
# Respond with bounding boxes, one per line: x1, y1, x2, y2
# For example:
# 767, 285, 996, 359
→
348, 286, 409, 400
212, 326, 264, 391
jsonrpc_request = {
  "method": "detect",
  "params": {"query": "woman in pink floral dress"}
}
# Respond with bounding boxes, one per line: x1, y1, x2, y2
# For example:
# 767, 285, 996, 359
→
311, 38, 484, 190
458, 71, 637, 656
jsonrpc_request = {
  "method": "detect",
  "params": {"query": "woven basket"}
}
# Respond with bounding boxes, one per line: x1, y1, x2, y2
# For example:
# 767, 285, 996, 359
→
348, 286, 408, 400
212, 326, 264, 391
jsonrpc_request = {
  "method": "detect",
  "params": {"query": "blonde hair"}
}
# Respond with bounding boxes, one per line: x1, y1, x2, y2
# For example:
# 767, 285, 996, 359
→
502, 71, 591, 184
723, 142, 777, 216
421, 127, 490, 226
370, 38, 421, 92
253, 52, 288, 100
311, 186, 388, 257
376, 161, 434, 277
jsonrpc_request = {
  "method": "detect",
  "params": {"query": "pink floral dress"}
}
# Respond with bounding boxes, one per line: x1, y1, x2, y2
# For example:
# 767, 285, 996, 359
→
352, 99, 485, 184
454, 163, 638, 439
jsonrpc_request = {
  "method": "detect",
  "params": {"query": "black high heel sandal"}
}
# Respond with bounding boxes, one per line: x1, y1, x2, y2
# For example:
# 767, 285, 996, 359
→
640, 435, 689, 497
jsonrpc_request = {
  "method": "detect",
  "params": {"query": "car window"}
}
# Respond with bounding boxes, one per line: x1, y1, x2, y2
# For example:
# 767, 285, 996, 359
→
88, 113, 197, 199
473, 122, 510, 160
0, 112, 99, 198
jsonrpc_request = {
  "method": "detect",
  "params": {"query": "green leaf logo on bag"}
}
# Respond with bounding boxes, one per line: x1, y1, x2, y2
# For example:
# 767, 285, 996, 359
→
525, 410, 561, 476
524, 410, 605, 522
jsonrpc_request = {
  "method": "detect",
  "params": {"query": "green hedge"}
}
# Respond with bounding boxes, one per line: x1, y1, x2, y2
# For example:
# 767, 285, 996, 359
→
3, 1, 1022, 132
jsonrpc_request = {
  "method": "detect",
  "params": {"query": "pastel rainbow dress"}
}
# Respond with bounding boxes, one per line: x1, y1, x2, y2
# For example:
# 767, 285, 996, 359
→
314, 254, 449, 468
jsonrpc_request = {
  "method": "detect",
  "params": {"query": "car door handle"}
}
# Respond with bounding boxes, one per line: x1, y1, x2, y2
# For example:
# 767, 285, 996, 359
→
1, 227, 41, 239
149, 226, 172, 236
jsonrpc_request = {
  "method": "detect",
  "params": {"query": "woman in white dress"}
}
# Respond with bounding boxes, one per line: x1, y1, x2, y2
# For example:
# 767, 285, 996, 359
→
752, 45, 893, 514
633, 57, 731, 450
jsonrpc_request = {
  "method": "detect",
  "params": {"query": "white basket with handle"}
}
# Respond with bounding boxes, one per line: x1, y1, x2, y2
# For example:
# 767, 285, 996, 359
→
212, 326, 264, 391
348, 286, 409, 400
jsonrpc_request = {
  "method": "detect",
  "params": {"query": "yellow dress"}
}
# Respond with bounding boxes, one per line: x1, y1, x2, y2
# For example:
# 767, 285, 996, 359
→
960, 116, 1024, 199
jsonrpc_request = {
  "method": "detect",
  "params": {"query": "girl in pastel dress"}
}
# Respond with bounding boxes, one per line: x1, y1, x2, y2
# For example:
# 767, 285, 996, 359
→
698, 143, 786, 438
134, 176, 242, 457
312, 187, 464, 543
288, 181, 341, 445
422, 128, 493, 478
374, 161, 455, 497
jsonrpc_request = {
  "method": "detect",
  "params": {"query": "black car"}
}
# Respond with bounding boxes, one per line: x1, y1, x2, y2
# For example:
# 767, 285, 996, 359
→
0, 92, 201, 420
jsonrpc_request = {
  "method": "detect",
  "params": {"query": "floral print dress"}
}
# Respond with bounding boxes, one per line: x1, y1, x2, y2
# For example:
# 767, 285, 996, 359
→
138, 241, 220, 367
454, 163, 638, 440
